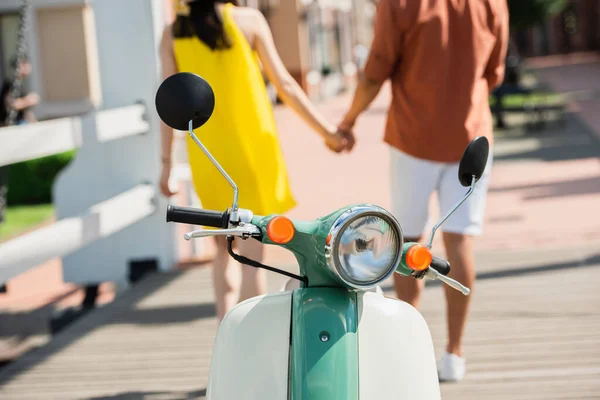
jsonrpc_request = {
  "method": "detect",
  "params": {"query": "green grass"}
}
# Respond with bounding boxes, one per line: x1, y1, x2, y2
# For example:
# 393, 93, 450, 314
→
489, 93, 564, 108
0, 204, 55, 241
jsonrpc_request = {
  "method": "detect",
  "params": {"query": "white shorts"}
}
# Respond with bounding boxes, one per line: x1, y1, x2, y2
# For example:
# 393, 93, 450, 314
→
390, 146, 493, 238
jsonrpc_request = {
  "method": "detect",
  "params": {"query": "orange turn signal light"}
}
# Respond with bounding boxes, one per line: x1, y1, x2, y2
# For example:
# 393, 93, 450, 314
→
405, 244, 432, 271
267, 216, 295, 244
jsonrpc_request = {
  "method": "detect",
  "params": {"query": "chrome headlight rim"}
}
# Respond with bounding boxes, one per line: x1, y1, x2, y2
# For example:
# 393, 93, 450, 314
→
325, 205, 404, 290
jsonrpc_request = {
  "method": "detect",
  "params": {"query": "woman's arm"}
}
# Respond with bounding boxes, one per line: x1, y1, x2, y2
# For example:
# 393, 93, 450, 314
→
251, 11, 348, 151
158, 24, 179, 196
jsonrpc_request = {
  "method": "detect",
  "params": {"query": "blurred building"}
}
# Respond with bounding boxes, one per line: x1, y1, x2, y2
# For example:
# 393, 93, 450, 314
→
0, 0, 101, 120
0, 0, 375, 122
514, 0, 600, 57
241, 0, 376, 100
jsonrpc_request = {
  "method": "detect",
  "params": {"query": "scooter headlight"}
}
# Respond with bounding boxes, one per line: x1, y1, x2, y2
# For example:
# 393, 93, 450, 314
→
326, 206, 404, 290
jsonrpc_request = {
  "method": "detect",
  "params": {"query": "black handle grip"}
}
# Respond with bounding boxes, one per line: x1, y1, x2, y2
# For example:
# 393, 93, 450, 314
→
430, 256, 451, 276
166, 205, 228, 228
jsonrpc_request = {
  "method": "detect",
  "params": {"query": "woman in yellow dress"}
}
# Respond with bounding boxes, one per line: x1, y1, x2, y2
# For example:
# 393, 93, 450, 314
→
159, 0, 352, 320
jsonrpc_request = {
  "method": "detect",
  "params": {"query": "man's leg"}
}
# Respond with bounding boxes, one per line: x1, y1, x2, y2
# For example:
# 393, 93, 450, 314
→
436, 153, 492, 379
388, 146, 440, 307
441, 232, 476, 357
393, 236, 425, 308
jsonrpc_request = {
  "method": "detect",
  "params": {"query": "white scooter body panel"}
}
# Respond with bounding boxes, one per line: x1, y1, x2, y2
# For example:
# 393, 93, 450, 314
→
358, 291, 441, 399
207, 290, 441, 400
206, 292, 292, 400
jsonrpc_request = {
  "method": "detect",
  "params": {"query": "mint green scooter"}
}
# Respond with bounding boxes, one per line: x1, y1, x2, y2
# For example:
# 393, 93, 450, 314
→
156, 72, 489, 400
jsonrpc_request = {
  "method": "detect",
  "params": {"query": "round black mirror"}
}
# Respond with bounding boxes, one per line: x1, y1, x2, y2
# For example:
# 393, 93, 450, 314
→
458, 136, 489, 187
155, 72, 215, 131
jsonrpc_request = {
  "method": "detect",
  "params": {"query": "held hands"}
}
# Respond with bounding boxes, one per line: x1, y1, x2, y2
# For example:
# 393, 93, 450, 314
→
324, 116, 356, 153
324, 125, 356, 154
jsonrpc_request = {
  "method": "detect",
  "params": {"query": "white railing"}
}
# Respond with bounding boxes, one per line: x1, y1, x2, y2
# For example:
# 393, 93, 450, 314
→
0, 104, 149, 168
0, 117, 83, 167
0, 0, 188, 290
0, 104, 176, 287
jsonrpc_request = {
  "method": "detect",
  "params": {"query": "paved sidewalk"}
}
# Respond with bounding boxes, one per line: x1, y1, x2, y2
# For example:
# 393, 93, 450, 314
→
0, 244, 598, 399
528, 53, 600, 137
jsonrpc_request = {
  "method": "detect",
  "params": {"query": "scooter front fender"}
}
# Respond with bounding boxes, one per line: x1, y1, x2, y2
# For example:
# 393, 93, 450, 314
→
357, 291, 441, 399
206, 292, 292, 400
207, 290, 441, 400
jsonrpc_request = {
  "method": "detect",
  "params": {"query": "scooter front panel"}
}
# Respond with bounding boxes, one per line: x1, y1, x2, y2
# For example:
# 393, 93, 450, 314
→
290, 288, 359, 400
207, 292, 292, 400
357, 292, 441, 399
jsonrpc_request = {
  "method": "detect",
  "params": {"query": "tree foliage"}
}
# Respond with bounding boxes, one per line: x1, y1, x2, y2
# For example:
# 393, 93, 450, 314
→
507, 0, 569, 29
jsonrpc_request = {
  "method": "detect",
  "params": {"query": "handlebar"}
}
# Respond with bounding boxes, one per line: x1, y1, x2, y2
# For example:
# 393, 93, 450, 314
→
166, 205, 229, 228
430, 256, 451, 276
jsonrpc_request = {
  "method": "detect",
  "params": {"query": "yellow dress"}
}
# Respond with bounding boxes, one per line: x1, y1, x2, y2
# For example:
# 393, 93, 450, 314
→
172, 4, 296, 216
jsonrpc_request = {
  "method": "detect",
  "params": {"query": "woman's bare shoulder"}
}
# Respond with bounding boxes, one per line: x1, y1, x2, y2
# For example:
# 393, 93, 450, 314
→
226, 5, 266, 45
228, 4, 262, 21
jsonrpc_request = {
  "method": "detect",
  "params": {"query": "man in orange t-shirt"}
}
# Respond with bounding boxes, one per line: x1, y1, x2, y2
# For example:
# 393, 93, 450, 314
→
339, 0, 509, 381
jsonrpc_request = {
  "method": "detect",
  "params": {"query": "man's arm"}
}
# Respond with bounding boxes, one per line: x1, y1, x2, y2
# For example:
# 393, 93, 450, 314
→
484, 4, 510, 91
339, 0, 403, 131
339, 78, 383, 132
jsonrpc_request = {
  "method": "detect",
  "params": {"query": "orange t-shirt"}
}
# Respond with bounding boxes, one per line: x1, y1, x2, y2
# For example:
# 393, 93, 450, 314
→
364, 0, 509, 162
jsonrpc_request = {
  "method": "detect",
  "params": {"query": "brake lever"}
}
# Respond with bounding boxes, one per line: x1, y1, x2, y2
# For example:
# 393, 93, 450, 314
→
184, 223, 261, 241
424, 268, 471, 296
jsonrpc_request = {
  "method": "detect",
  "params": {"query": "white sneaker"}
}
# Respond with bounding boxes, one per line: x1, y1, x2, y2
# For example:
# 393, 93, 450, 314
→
437, 350, 466, 382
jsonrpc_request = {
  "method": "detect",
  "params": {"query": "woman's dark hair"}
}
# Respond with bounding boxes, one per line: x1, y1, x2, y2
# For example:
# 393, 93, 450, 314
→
173, 0, 239, 51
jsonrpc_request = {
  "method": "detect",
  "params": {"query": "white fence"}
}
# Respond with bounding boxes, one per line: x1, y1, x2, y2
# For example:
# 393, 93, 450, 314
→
0, 0, 182, 290
0, 103, 176, 288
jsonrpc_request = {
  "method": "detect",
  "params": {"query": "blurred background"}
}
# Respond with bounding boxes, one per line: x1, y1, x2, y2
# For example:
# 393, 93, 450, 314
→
0, 0, 599, 399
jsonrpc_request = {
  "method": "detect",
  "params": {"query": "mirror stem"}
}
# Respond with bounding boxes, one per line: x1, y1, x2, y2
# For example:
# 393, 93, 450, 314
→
187, 120, 239, 220
426, 175, 476, 249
